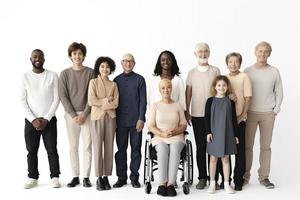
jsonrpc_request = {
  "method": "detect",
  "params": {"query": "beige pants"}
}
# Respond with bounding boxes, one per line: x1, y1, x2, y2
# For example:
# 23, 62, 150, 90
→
244, 111, 276, 182
65, 112, 92, 177
90, 114, 116, 177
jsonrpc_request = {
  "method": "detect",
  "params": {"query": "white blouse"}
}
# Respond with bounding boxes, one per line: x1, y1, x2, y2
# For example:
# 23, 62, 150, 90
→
147, 75, 186, 110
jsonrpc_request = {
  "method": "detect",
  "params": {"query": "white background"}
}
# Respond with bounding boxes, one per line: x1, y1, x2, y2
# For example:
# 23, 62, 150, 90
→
0, 0, 299, 199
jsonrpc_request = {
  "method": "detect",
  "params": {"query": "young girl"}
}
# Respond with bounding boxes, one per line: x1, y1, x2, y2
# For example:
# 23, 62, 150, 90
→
205, 75, 238, 194
88, 57, 119, 191
214, 53, 252, 191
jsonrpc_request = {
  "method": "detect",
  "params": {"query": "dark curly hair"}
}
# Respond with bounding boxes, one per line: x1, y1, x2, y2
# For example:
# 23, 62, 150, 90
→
154, 50, 180, 77
93, 56, 116, 78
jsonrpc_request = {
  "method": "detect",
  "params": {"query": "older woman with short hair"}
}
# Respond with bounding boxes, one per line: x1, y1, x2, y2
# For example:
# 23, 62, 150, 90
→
148, 79, 187, 197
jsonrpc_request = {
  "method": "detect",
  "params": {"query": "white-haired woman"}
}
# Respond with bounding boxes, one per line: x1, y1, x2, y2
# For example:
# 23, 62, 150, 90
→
148, 79, 187, 197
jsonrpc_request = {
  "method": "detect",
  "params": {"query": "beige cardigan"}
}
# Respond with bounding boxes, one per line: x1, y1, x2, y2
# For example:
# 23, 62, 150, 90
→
88, 76, 119, 120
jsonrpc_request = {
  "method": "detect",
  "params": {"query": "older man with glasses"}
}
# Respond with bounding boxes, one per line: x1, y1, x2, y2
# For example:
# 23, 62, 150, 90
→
113, 53, 147, 188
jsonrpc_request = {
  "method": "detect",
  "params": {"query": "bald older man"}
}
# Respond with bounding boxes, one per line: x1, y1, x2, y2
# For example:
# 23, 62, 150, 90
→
113, 54, 147, 188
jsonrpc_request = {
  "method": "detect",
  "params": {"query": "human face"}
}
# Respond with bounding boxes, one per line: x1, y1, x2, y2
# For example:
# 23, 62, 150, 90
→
255, 45, 271, 63
215, 80, 228, 96
30, 50, 45, 69
121, 54, 135, 73
159, 82, 172, 99
194, 48, 210, 64
227, 56, 241, 74
70, 49, 84, 65
99, 62, 111, 77
160, 53, 172, 70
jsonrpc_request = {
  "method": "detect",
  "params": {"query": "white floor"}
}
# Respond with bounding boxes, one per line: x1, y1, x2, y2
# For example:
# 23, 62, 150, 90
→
1, 121, 298, 200
9, 175, 297, 200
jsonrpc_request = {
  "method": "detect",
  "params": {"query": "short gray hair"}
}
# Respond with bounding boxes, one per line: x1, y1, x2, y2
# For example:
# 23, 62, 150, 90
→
255, 41, 272, 53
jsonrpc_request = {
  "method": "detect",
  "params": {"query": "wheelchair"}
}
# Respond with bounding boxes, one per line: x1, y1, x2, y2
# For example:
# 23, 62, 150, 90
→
143, 131, 193, 194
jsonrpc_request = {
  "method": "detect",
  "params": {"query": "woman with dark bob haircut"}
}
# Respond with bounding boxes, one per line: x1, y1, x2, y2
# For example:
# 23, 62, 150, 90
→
88, 56, 119, 191
148, 50, 186, 110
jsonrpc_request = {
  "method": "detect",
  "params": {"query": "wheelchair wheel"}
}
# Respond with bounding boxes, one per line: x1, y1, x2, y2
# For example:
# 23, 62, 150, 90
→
186, 139, 193, 185
143, 140, 151, 184
145, 182, 152, 194
183, 182, 190, 194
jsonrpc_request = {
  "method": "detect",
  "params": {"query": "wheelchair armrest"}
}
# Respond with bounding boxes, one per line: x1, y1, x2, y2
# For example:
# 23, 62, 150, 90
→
147, 131, 154, 138
148, 131, 189, 137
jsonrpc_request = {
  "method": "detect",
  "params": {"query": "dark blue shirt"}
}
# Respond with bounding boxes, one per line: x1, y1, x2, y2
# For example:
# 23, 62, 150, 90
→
114, 71, 147, 127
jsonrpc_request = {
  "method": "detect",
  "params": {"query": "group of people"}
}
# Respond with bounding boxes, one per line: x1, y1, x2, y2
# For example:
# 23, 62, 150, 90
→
21, 41, 283, 197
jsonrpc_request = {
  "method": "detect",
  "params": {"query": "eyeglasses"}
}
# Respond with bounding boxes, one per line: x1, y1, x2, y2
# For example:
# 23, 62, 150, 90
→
122, 59, 135, 64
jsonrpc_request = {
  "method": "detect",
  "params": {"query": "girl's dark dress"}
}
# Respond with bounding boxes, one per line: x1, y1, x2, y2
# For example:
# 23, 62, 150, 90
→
205, 96, 238, 157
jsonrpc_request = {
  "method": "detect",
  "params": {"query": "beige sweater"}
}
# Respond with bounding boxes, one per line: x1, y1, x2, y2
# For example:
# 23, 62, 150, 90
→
186, 65, 220, 117
244, 65, 283, 113
148, 101, 187, 145
58, 67, 93, 117
88, 76, 119, 120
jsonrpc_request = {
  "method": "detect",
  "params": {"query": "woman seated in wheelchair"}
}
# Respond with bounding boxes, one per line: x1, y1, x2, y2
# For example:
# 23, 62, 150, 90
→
148, 79, 187, 197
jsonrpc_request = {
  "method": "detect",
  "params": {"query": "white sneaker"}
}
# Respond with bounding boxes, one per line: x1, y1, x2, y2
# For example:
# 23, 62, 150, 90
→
207, 181, 216, 194
52, 177, 61, 188
24, 178, 38, 189
224, 182, 235, 194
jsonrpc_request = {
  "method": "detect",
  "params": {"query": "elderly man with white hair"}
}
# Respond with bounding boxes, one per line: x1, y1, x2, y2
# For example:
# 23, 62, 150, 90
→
244, 41, 283, 189
185, 43, 221, 189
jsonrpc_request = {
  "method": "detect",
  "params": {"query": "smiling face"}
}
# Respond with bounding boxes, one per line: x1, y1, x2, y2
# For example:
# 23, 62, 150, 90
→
159, 79, 172, 99
70, 49, 84, 65
215, 80, 228, 96
255, 44, 271, 63
121, 54, 135, 73
30, 50, 45, 69
99, 62, 111, 77
160, 52, 172, 71
194, 44, 210, 65
227, 56, 241, 73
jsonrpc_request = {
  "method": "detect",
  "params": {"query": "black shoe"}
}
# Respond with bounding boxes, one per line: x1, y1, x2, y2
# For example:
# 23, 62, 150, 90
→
215, 182, 221, 190
235, 185, 243, 191
96, 177, 105, 191
113, 179, 127, 188
83, 177, 92, 187
167, 185, 177, 196
67, 177, 80, 187
157, 185, 167, 196
102, 176, 111, 190
220, 182, 224, 189
131, 180, 141, 188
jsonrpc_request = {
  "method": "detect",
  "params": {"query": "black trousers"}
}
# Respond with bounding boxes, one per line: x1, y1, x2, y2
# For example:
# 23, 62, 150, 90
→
114, 126, 142, 181
233, 121, 246, 186
25, 117, 60, 179
192, 117, 208, 180
214, 121, 245, 186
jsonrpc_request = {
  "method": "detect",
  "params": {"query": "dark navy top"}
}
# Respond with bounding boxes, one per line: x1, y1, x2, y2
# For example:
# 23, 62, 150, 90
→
114, 71, 147, 127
